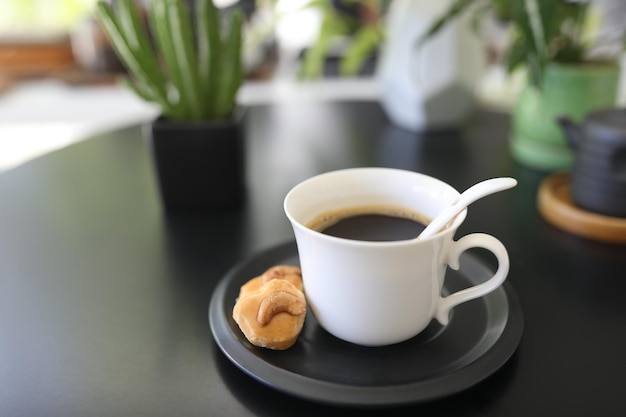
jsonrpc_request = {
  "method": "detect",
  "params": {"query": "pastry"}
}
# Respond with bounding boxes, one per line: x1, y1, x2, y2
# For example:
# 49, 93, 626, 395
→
233, 265, 306, 350
261, 265, 304, 291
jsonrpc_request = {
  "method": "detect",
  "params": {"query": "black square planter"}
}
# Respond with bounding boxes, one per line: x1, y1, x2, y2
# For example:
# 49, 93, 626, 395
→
145, 112, 245, 213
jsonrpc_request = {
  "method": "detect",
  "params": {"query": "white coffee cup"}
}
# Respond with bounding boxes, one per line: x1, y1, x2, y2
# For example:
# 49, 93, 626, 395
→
284, 168, 510, 346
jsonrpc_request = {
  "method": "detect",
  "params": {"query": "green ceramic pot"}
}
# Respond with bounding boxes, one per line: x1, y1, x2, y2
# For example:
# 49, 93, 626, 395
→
510, 63, 620, 171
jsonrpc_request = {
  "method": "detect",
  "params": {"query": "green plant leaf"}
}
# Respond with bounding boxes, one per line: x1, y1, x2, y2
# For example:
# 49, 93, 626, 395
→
215, 10, 243, 119
339, 24, 382, 76
148, 0, 189, 118
418, 0, 480, 46
422, 0, 614, 89
505, 36, 527, 74
116, 0, 168, 102
300, 18, 347, 79
166, 0, 203, 120
117, 0, 148, 53
95, 1, 171, 112
197, 0, 221, 119
98, 0, 244, 121
506, 0, 555, 87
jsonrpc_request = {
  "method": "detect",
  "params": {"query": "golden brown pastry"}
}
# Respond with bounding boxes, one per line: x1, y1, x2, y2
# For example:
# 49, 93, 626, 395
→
261, 265, 304, 291
233, 265, 306, 350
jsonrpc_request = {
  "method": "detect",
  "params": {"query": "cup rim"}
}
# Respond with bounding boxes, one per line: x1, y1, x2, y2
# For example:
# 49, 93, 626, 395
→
283, 167, 466, 246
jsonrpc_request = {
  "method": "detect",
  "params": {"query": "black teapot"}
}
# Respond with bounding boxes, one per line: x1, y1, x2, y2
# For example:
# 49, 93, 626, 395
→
557, 108, 626, 218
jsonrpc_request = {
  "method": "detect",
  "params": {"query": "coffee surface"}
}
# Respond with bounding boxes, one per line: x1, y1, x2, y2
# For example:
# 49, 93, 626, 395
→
307, 205, 430, 242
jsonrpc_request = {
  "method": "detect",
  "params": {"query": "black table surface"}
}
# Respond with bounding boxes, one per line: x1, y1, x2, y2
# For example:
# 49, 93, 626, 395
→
1, 101, 625, 416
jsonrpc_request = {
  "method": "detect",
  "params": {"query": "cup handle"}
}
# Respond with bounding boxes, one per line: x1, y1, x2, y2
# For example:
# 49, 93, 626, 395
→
434, 233, 509, 325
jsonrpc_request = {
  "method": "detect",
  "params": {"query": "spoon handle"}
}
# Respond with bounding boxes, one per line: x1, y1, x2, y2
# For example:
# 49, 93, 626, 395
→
418, 177, 517, 239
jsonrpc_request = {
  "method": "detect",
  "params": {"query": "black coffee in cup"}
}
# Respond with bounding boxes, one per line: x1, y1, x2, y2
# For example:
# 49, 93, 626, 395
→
306, 205, 430, 242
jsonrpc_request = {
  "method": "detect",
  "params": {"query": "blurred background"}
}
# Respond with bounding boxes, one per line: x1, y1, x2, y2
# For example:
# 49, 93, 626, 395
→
1, 0, 625, 172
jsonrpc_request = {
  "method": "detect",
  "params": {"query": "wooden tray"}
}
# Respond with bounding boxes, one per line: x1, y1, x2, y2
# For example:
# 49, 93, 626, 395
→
537, 172, 626, 244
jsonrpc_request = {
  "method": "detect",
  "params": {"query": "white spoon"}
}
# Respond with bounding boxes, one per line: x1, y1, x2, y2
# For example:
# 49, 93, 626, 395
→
417, 177, 518, 240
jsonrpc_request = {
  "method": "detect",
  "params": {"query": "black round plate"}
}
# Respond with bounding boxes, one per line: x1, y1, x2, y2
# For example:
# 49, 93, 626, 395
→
209, 241, 523, 407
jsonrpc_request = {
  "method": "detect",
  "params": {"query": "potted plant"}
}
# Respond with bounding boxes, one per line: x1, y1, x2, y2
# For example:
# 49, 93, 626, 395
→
422, 0, 625, 171
95, 0, 245, 212
297, 1, 486, 132
298, 0, 388, 78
